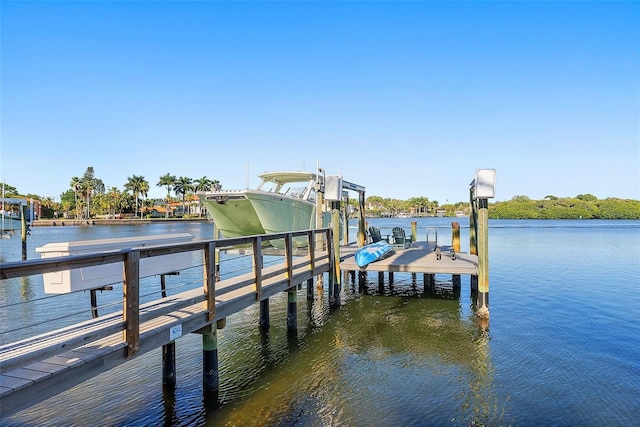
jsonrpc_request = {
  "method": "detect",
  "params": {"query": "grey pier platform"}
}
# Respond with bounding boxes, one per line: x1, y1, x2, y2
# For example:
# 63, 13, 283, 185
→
340, 241, 478, 276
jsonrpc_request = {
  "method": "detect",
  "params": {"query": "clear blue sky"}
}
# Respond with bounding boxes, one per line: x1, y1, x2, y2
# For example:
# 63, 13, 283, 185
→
2, 1, 638, 204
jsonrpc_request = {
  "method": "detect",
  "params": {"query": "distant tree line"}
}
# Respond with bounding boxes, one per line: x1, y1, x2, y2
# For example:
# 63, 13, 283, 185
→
4, 169, 639, 220
2, 166, 221, 219
489, 194, 640, 219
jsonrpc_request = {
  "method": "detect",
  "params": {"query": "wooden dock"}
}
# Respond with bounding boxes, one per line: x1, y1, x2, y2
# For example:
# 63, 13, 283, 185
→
0, 228, 480, 417
0, 229, 335, 416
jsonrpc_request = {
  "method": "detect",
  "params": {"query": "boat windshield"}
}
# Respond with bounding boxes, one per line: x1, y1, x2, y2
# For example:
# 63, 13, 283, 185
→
259, 180, 314, 200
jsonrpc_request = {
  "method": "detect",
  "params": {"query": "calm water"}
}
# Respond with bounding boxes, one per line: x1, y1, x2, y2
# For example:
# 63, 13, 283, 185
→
1, 218, 639, 426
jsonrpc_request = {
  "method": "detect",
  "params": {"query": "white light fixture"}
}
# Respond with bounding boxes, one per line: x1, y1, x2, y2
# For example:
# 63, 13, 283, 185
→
472, 169, 496, 199
324, 175, 343, 201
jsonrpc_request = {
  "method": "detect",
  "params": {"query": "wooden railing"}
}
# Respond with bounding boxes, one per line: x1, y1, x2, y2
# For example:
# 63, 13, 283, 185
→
0, 228, 333, 369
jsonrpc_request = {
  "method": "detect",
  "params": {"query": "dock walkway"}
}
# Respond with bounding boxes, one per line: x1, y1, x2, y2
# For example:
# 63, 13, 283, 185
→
340, 241, 478, 275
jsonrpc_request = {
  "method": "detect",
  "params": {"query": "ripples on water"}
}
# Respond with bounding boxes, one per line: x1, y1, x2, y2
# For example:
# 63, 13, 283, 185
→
2, 219, 639, 426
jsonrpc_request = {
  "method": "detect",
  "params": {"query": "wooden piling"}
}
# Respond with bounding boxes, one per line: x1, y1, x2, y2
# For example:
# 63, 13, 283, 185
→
162, 342, 176, 388
411, 221, 417, 243
306, 278, 314, 300
469, 191, 478, 256
451, 222, 461, 288
476, 198, 489, 318
259, 299, 269, 328
202, 327, 219, 394
342, 193, 349, 245
21, 205, 28, 260
357, 192, 366, 247
330, 202, 341, 307
451, 222, 460, 252
287, 288, 297, 330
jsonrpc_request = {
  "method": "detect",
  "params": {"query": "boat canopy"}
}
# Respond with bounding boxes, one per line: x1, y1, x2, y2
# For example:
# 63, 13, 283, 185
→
257, 171, 317, 184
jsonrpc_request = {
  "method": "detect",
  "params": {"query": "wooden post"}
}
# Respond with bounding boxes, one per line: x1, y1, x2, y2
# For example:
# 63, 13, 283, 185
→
451, 221, 461, 289
213, 222, 221, 280
90, 289, 99, 318
327, 229, 334, 304
123, 250, 140, 358
203, 242, 216, 322
316, 183, 325, 251
259, 299, 269, 328
160, 274, 167, 298
469, 190, 479, 293
307, 231, 316, 300
411, 221, 417, 243
451, 222, 460, 252
252, 237, 263, 301
202, 327, 219, 395
287, 288, 297, 331
330, 202, 341, 307
163, 342, 176, 388
21, 204, 28, 260
476, 198, 489, 318
342, 193, 349, 245
469, 190, 478, 255
357, 192, 366, 247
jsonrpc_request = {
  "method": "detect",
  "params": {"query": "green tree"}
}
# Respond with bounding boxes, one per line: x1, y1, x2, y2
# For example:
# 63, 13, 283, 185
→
124, 175, 149, 219
157, 173, 176, 219
173, 176, 193, 217
194, 176, 213, 217
78, 167, 104, 219
70, 177, 81, 219
576, 194, 598, 202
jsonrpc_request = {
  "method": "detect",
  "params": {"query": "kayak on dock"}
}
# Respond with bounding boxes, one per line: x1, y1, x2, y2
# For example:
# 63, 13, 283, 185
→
354, 241, 394, 268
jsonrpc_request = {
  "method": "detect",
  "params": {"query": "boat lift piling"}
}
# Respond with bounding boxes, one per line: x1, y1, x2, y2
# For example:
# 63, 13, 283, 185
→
1, 196, 33, 260
469, 169, 496, 319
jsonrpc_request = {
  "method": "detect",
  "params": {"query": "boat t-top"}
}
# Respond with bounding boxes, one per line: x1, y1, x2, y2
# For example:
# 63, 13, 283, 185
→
197, 170, 365, 247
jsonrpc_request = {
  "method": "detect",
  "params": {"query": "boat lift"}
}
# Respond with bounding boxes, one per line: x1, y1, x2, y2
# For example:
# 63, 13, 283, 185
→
1, 197, 34, 259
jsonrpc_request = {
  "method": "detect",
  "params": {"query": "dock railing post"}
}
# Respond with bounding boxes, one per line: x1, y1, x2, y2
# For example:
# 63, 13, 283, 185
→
252, 236, 263, 301
123, 250, 140, 357
204, 242, 216, 322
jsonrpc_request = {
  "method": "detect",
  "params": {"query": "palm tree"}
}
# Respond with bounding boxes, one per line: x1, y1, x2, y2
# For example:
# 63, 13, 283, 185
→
173, 176, 193, 217
211, 179, 221, 191
79, 167, 104, 219
194, 176, 213, 217
157, 173, 176, 219
139, 180, 149, 218
70, 177, 81, 219
124, 175, 149, 219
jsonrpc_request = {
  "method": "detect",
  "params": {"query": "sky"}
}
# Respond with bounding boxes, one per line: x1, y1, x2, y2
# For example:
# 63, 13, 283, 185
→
1, 1, 639, 204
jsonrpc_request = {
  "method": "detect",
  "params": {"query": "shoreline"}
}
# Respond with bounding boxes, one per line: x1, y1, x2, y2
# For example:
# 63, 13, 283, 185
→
32, 218, 212, 226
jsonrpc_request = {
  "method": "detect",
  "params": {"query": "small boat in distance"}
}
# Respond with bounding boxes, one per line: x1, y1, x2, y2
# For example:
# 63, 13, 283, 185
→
198, 171, 325, 246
